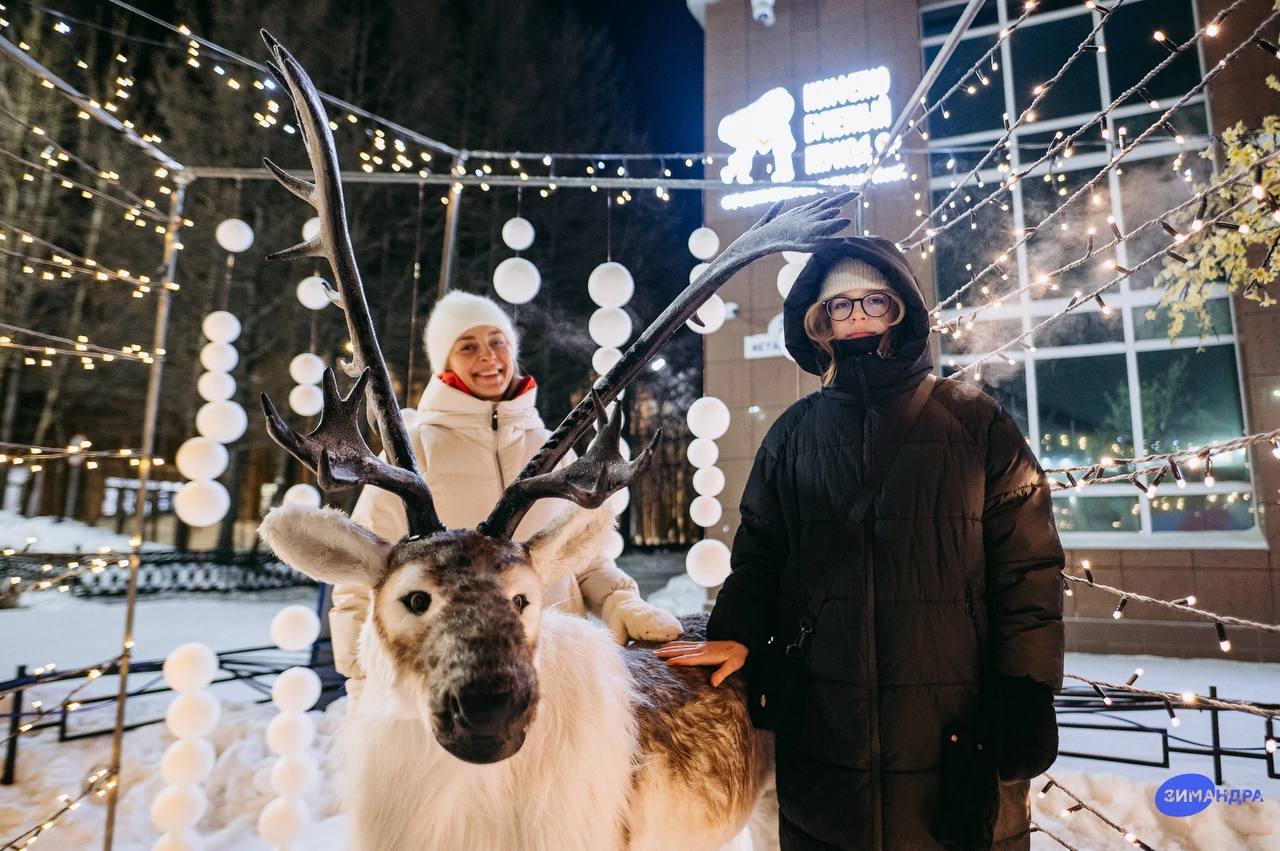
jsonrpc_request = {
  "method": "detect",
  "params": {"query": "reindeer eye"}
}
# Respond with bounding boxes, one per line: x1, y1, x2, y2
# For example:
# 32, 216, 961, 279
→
401, 591, 431, 615
512, 594, 529, 614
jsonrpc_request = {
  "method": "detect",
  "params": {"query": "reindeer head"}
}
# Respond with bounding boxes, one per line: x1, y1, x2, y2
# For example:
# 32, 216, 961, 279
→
260, 500, 615, 763
254, 31, 851, 765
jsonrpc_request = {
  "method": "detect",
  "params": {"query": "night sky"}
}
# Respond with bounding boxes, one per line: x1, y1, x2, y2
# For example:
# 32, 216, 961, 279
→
570, 0, 705, 154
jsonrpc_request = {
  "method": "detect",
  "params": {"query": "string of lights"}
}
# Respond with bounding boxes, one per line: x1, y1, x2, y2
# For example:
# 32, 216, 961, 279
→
910, 0, 1134, 246
0, 440, 142, 462
906, 0, 1255, 258
903, 3, 1037, 145
0, 103, 153, 210
0, 766, 114, 850
1064, 674, 1279, 721
0, 323, 160, 366
6, 554, 128, 594
0, 655, 122, 749
0, 147, 167, 220
931, 152, 1279, 333
0, 29, 182, 171
951, 189, 1258, 379
0, 220, 178, 293
1037, 773, 1156, 851
1063, 571, 1280, 636
1029, 821, 1079, 851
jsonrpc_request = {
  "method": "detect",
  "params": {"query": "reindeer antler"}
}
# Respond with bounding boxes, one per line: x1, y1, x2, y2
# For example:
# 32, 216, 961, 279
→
481, 191, 855, 539
262, 370, 438, 514
258, 30, 443, 536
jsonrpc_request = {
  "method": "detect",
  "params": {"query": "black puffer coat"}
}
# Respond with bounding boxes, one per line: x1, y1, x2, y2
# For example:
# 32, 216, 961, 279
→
706, 237, 1065, 850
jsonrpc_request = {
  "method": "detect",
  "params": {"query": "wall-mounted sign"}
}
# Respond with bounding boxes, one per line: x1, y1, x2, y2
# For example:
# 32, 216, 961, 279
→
717, 66, 908, 210
743, 313, 786, 360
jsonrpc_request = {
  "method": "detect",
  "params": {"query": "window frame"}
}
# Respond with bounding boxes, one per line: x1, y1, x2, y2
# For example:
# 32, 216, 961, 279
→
921, 0, 1260, 547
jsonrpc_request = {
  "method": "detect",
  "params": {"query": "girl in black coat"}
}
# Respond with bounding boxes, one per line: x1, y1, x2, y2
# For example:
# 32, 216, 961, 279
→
658, 237, 1065, 850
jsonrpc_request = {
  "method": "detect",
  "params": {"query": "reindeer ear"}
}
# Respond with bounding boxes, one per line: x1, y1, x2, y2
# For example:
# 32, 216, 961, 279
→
259, 503, 392, 588
525, 505, 616, 585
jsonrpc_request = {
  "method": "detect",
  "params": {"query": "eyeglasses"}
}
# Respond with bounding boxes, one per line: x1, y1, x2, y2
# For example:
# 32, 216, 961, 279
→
823, 293, 897, 321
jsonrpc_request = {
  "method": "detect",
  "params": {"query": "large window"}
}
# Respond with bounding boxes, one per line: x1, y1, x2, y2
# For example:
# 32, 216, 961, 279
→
921, 0, 1257, 541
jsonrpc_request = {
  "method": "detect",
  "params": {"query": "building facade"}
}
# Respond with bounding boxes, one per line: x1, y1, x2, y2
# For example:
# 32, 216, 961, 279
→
693, 0, 1280, 660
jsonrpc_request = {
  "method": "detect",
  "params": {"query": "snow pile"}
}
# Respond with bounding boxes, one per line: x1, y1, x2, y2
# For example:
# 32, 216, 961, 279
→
0, 700, 348, 851
647, 572, 708, 617
1030, 769, 1280, 850
0, 510, 170, 553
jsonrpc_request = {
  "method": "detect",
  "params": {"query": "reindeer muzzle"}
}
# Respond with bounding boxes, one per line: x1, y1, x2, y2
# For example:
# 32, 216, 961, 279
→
436, 682, 535, 764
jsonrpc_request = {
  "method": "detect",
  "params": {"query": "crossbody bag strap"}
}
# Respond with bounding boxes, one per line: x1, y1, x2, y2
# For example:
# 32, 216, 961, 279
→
785, 373, 938, 657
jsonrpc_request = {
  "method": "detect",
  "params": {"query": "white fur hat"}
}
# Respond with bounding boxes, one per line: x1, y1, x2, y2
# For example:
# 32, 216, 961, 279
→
424, 290, 520, 376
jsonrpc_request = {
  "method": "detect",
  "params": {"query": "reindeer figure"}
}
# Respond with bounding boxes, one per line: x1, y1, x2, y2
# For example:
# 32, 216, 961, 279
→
252, 31, 852, 851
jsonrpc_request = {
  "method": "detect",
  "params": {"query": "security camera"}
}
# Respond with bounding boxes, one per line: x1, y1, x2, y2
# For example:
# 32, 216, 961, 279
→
751, 0, 776, 26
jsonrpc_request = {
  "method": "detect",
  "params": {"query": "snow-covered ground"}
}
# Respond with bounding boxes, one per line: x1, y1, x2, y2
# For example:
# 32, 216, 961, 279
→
0, 510, 169, 554
0, 574, 1276, 848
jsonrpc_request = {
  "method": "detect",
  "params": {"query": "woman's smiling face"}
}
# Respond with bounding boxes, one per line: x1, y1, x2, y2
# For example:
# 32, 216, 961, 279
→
447, 325, 514, 400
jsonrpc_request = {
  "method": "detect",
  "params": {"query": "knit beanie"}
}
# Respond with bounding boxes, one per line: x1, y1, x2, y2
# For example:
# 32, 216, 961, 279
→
816, 257, 906, 324
424, 291, 520, 376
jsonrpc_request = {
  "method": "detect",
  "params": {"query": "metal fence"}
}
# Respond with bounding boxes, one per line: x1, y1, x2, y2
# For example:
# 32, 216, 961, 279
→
3, 550, 313, 596
0, 642, 332, 785
1054, 686, 1279, 785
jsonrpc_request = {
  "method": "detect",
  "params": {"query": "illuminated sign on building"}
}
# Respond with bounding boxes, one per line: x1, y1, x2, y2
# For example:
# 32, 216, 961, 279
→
717, 66, 908, 210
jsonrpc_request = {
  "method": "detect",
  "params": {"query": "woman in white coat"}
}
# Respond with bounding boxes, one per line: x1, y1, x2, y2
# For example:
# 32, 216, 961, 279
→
331, 290, 682, 697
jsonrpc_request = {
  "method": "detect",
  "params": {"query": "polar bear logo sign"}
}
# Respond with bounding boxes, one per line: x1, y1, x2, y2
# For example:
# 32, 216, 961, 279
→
717, 86, 797, 185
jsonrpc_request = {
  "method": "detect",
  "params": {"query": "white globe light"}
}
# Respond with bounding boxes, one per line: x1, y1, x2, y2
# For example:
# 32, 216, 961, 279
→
258, 796, 307, 847
501, 216, 535, 251
283, 484, 322, 509
301, 216, 321, 242
289, 384, 324, 418
296, 276, 331, 311
592, 347, 622, 376
689, 495, 723, 528
214, 218, 254, 254
196, 401, 247, 444
266, 711, 316, 756
686, 438, 719, 469
781, 251, 811, 265
686, 294, 726, 335
688, 226, 721, 260
688, 262, 710, 285
163, 642, 219, 693
201, 311, 241, 344
777, 261, 803, 299
153, 830, 203, 851
602, 530, 625, 560
175, 437, 228, 481
199, 342, 238, 373
272, 666, 323, 713
196, 371, 235, 403
587, 262, 634, 308
687, 396, 731, 440
270, 752, 319, 798
272, 605, 321, 651
174, 480, 230, 528
150, 785, 208, 834
618, 439, 631, 462
693, 466, 726, 498
288, 353, 326, 385
165, 691, 221, 740
685, 538, 732, 587
492, 257, 541, 304
606, 487, 630, 515
588, 307, 632, 348
161, 738, 216, 788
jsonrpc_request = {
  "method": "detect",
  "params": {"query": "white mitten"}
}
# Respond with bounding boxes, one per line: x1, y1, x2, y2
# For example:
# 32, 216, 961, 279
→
601, 590, 684, 644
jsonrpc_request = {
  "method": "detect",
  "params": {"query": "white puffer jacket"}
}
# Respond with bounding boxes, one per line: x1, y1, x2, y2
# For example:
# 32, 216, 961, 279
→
330, 374, 646, 680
